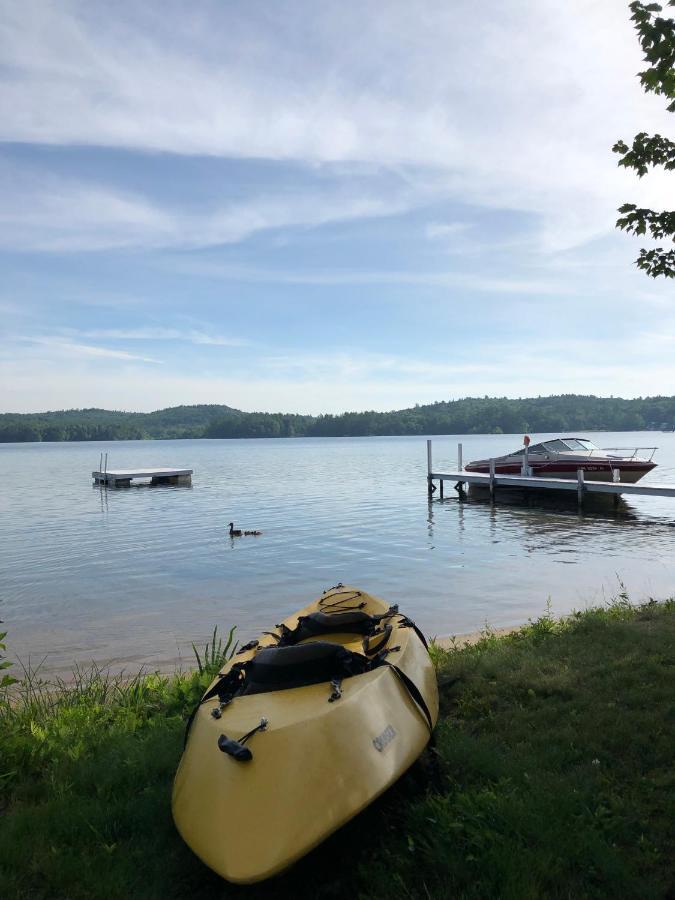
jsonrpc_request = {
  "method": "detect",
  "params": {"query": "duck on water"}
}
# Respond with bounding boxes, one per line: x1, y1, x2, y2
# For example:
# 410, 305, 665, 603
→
229, 522, 262, 537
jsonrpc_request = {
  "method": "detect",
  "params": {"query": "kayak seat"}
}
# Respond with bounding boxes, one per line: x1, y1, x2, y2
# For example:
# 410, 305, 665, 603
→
240, 641, 369, 696
277, 609, 391, 646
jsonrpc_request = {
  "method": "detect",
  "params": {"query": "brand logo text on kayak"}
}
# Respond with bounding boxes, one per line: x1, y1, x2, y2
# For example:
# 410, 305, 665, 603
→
373, 724, 396, 752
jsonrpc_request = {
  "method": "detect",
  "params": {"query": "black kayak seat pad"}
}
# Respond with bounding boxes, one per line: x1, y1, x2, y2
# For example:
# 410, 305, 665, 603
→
277, 608, 393, 646
240, 641, 370, 696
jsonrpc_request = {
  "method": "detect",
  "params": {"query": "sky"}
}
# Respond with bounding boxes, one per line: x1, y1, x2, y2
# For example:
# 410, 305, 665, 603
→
1, 0, 674, 414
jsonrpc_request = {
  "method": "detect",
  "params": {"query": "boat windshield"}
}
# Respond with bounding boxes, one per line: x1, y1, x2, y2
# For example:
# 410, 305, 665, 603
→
514, 443, 546, 455
563, 438, 598, 450
512, 438, 600, 455
542, 438, 599, 452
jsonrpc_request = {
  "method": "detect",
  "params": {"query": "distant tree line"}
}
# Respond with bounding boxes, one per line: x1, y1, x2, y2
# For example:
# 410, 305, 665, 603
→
0, 405, 233, 443
1, 395, 675, 443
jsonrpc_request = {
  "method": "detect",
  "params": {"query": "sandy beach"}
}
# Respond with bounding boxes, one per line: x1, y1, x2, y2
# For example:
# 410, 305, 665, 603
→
434, 626, 519, 649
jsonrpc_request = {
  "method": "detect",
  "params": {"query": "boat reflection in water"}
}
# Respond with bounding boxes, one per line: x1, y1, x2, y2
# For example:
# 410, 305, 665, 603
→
462, 482, 638, 518
429, 482, 671, 555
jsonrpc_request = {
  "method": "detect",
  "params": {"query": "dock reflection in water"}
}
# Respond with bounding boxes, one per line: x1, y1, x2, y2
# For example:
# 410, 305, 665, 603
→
430, 487, 668, 550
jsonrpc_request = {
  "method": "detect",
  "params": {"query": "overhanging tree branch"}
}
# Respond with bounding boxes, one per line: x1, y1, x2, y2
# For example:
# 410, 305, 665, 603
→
630, 0, 675, 110
612, 133, 675, 175
636, 247, 675, 276
617, 205, 675, 239
614, 1, 674, 278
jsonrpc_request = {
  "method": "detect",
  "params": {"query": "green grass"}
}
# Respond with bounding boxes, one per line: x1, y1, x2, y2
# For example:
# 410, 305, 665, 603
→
1, 600, 673, 899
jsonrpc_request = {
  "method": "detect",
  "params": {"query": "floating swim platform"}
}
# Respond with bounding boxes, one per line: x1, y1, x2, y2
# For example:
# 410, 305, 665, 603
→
92, 467, 192, 486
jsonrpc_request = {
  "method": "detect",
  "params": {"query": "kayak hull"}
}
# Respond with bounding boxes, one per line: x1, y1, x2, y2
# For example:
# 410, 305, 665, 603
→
172, 586, 438, 884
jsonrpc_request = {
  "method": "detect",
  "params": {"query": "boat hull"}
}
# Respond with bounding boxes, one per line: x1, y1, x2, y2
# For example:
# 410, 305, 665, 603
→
172, 586, 438, 884
464, 462, 654, 483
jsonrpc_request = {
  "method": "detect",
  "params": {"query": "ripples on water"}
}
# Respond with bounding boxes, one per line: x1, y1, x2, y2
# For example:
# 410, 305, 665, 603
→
1, 433, 674, 673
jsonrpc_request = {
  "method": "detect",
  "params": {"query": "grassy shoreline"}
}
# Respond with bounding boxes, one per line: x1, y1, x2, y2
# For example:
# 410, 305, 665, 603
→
1, 598, 673, 898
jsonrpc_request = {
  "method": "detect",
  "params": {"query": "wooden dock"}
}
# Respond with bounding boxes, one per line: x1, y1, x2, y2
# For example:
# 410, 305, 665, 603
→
93, 467, 193, 487
426, 440, 675, 504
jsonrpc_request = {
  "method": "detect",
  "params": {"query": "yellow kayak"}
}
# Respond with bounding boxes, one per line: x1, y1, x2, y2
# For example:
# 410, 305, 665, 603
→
172, 585, 439, 884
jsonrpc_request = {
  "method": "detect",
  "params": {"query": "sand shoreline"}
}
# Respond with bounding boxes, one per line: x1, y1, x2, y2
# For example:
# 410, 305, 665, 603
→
12, 626, 525, 681
433, 625, 519, 649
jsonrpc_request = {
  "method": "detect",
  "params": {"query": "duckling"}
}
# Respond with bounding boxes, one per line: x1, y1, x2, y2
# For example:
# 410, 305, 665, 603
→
229, 522, 262, 537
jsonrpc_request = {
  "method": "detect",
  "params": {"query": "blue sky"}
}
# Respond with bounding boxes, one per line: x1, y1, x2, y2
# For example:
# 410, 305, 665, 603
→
1, 0, 673, 414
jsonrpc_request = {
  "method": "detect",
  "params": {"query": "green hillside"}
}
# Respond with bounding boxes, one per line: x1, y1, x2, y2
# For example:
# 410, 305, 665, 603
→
1, 395, 674, 442
0, 405, 237, 442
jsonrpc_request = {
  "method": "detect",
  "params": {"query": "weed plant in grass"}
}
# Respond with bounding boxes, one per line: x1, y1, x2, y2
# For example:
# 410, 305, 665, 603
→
1, 600, 673, 899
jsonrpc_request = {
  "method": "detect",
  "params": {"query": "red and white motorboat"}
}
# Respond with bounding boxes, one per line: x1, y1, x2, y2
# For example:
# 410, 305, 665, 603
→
464, 437, 657, 483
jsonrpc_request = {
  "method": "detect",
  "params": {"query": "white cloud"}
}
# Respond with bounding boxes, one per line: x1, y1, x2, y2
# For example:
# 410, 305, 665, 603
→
166, 258, 568, 295
3, 359, 675, 416
0, 162, 414, 252
4, 327, 675, 415
74, 327, 249, 346
1, 1, 674, 413
19, 337, 162, 364
261, 351, 502, 382
0, 170, 174, 251
425, 222, 471, 240
0, 0, 672, 253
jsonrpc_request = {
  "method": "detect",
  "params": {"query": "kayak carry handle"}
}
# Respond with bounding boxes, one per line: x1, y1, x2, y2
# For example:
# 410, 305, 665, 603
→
218, 734, 253, 762
218, 717, 268, 762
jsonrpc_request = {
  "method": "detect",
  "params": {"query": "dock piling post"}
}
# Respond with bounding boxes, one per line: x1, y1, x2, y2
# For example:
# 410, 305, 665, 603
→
427, 440, 433, 498
489, 458, 496, 499
458, 442, 463, 471
440, 479, 444, 499
577, 468, 584, 505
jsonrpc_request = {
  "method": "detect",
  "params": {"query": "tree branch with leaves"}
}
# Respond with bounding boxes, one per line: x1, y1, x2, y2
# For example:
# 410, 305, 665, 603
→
613, 1, 675, 277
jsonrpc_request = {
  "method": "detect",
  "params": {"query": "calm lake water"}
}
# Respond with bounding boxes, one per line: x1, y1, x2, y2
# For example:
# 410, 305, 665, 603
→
1, 432, 674, 675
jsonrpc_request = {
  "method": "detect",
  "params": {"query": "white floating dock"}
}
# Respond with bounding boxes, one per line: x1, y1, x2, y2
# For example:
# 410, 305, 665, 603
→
93, 467, 193, 487
426, 441, 675, 503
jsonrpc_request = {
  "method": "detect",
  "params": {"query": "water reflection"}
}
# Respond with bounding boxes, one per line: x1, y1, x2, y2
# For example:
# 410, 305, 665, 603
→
436, 487, 674, 550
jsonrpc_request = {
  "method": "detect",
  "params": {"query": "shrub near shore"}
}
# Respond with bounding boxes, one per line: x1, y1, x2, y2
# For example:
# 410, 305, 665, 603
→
1, 598, 673, 899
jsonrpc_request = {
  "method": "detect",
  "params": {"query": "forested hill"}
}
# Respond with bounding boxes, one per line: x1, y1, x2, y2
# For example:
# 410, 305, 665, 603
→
0, 405, 236, 442
2, 395, 675, 442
